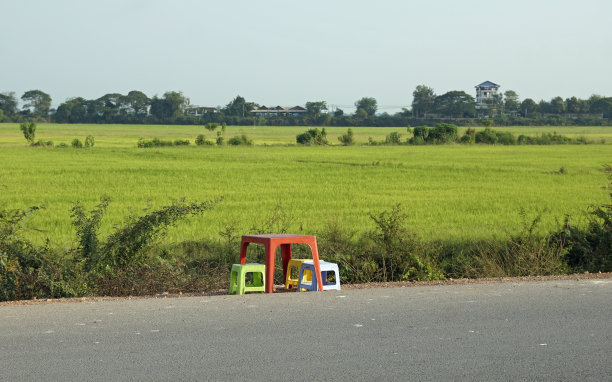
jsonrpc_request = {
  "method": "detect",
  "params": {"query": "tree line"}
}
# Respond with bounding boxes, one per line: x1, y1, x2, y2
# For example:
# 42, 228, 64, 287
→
1, 87, 611, 127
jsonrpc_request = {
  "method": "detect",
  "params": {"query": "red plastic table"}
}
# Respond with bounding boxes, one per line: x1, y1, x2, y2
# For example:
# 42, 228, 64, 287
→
239, 234, 324, 293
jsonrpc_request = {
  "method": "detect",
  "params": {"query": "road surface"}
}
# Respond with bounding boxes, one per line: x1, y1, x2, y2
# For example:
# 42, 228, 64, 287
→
1, 278, 611, 381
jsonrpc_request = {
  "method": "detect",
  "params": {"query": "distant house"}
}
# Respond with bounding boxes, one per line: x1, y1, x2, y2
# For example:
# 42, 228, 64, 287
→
475, 81, 500, 115
251, 105, 307, 117
184, 105, 218, 116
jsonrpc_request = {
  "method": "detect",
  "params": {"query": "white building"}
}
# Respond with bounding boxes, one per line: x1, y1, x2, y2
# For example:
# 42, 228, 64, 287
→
475, 81, 500, 115
250, 105, 307, 117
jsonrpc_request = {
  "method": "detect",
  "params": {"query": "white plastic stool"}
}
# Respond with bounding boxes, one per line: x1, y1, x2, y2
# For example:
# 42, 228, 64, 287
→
298, 261, 340, 291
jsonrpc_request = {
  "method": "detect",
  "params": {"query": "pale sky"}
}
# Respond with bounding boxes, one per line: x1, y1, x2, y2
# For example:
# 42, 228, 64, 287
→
2, 0, 611, 113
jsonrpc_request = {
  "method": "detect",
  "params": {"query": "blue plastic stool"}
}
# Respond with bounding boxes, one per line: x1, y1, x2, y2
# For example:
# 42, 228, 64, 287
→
297, 261, 340, 291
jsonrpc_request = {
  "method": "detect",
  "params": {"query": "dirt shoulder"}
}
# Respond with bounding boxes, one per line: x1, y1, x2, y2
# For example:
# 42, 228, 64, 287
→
2, 272, 611, 307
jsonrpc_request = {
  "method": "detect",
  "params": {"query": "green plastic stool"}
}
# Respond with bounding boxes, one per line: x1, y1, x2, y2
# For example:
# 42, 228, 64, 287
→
229, 263, 266, 295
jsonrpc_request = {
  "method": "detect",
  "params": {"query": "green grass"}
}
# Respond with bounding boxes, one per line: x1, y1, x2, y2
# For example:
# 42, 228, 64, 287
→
2, 123, 612, 147
1, 123, 610, 247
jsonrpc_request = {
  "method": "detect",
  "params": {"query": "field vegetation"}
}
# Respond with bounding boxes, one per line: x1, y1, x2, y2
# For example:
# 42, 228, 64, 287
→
1, 123, 611, 301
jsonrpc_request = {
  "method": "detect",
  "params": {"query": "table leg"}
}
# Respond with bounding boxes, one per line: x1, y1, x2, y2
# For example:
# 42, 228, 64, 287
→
280, 244, 292, 282
239, 240, 249, 264
265, 244, 277, 293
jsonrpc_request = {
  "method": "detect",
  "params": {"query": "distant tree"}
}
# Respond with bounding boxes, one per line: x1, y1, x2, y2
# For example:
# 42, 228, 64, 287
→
223, 95, 257, 117
150, 96, 170, 120
54, 100, 72, 123
164, 91, 189, 118
125, 90, 150, 115
354, 97, 377, 116
150, 91, 188, 121
411, 85, 436, 118
21, 90, 51, 117
55, 97, 88, 123
355, 108, 368, 119
565, 96, 581, 114
0, 92, 18, 116
98, 93, 124, 109
434, 91, 475, 118
590, 97, 612, 118
19, 122, 36, 144
550, 96, 566, 114
305, 101, 327, 119
503, 90, 520, 113
333, 108, 344, 117
96, 93, 125, 122
537, 99, 552, 114
521, 98, 537, 116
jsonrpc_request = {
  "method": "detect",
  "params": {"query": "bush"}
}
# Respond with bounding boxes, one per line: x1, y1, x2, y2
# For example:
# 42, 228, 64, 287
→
460, 128, 475, 144
465, 213, 568, 277
195, 134, 213, 146
32, 139, 54, 147
19, 122, 36, 144
71, 138, 83, 148
84, 135, 95, 148
554, 165, 612, 272
204, 123, 219, 132
427, 123, 458, 144
475, 128, 499, 144
481, 119, 494, 127
227, 135, 253, 146
516, 132, 588, 145
365, 204, 444, 282
517, 134, 531, 145
408, 124, 458, 145
496, 131, 517, 145
173, 139, 190, 146
409, 136, 426, 145
412, 126, 429, 141
153, 138, 173, 147
385, 131, 402, 145
338, 128, 354, 146
71, 197, 222, 271
137, 137, 173, 148
296, 128, 328, 145
1, 195, 225, 301
1, 205, 78, 301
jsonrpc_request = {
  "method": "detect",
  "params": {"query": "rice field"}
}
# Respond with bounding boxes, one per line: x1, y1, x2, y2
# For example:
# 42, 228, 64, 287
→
1, 123, 611, 247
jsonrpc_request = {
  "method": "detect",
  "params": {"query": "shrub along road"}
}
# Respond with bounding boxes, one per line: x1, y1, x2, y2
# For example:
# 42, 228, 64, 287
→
1, 277, 611, 381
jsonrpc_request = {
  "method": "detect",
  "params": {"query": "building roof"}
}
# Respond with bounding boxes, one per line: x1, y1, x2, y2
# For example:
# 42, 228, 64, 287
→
252, 105, 306, 113
476, 81, 500, 88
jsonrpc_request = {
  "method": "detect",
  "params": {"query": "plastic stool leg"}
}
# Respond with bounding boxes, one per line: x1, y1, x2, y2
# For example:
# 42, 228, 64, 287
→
229, 269, 237, 294
238, 267, 246, 295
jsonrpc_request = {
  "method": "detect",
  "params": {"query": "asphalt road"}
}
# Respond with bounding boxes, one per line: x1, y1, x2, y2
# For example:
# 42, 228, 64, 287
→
1, 278, 611, 381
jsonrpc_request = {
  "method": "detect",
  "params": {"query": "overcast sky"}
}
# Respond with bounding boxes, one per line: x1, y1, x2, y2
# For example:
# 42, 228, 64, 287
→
2, 0, 611, 113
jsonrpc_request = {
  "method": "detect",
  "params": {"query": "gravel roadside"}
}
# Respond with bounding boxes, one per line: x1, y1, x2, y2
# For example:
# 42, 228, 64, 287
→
2, 271, 611, 307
